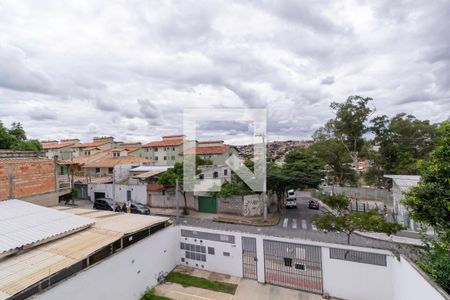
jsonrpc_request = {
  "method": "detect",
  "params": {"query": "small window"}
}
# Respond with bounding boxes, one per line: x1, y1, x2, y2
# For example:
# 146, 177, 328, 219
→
180, 243, 185, 250
283, 257, 292, 267
201, 246, 206, 253
224, 169, 228, 176
95, 168, 100, 173
208, 247, 215, 255
154, 147, 158, 151
108, 168, 113, 174
164, 156, 167, 160
220, 235, 229, 242
223, 252, 230, 257
171, 156, 175, 160
181, 258, 185, 262
201, 254, 206, 261
213, 171, 218, 179
172, 147, 175, 151
295, 263, 305, 270
195, 253, 201, 260
155, 156, 158, 160
199, 174, 204, 180
186, 251, 191, 259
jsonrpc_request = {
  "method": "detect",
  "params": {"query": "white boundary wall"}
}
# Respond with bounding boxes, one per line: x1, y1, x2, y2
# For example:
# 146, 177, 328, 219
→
88, 183, 147, 204
35, 226, 178, 300
177, 225, 448, 300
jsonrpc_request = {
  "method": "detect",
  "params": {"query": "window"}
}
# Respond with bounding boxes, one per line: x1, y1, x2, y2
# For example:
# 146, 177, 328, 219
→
220, 235, 229, 241
108, 168, 113, 174
223, 252, 230, 257
283, 257, 292, 267
208, 247, 215, 255
113, 152, 119, 157
171, 156, 175, 160
95, 168, 100, 173
164, 156, 167, 160
199, 174, 204, 180
213, 171, 218, 179
224, 169, 228, 176
155, 156, 158, 160
184, 243, 207, 262
154, 147, 158, 151
172, 147, 175, 151
295, 263, 305, 270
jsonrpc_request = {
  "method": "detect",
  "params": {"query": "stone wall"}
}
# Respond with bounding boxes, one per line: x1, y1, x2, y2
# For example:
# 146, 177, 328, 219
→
218, 196, 242, 215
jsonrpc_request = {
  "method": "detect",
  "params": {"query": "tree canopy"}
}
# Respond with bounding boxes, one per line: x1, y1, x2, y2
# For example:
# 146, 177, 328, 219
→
0, 121, 41, 151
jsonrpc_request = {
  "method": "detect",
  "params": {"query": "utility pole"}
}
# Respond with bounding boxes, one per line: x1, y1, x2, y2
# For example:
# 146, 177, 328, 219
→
176, 179, 180, 225
256, 133, 267, 221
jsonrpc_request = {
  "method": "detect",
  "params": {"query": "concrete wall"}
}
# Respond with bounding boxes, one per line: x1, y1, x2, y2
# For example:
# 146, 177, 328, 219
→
149, 190, 197, 210
35, 226, 178, 300
393, 256, 448, 300
88, 183, 147, 204
218, 196, 242, 215
321, 186, 393, 203
178, 225, 448, 300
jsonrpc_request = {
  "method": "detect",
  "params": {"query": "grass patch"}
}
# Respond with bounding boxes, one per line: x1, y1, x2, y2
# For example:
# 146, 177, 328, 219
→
140, 288, 172, 300
166, 272, 237, 294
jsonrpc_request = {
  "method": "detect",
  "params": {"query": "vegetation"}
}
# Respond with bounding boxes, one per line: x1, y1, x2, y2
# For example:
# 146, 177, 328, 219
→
165, 272, 238, 294
403, 121, 450, 293
267, 148, 324, 209
0, 121, 41, 151
313, 194, 403, 244
140, 288, 172, 300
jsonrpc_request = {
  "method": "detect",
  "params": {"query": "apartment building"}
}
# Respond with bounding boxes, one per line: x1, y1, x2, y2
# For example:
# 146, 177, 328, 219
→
70, 136, 116, 157
41, 139, 80, 160
130, 134, 196, 166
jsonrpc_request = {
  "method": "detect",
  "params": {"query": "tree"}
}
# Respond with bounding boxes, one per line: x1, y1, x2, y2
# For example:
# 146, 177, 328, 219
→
313, 194, 402, 244
312, 96, 374, 184
403, 121, 450, 293
0, 120, 42, 151
370, 113, 440, 175
308, 139, 356, 186
158, 162, 187, 212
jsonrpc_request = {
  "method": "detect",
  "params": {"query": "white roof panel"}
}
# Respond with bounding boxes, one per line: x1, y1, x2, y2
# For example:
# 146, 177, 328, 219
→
130, 165, 171, 172
0, 200, 95, 257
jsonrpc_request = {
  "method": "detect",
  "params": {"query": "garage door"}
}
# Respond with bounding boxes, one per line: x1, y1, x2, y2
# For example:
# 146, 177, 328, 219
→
263, 240, 323, 294
198, 196, 217, 213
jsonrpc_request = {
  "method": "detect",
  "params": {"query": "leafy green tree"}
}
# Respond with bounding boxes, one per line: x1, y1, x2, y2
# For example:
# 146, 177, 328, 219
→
403, 121, 450, 293
313, 194, 402, 244
370, 113, 440, 175
158, 162, 188, 214
308, 139, 356, 186
0, 120, 41, 151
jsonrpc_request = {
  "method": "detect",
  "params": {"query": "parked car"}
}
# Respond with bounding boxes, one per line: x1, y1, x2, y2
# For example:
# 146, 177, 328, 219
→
308, 199, 320, 210
93, 198, 117, 211
287, 189, 296, 199
130, 202, 151, 215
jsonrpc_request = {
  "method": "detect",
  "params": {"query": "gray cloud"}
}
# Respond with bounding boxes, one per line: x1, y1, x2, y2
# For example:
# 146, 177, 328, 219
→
0, 0, 449, 143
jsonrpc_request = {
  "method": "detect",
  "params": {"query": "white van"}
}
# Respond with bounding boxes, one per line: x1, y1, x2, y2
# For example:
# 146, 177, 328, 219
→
286, 189, 297, 208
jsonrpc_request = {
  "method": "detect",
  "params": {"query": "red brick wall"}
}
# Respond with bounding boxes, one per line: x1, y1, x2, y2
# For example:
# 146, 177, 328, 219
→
0, 158, 56, 200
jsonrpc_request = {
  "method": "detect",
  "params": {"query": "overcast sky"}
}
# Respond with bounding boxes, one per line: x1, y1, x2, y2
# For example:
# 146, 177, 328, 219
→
0, 0, 449, 145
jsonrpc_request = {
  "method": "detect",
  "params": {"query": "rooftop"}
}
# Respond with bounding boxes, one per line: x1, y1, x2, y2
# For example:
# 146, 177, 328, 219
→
182, 145, 230, 155
71, 140, 110, 149
83, 156, 152, 168
41, 142, 77, 150
142, 139, 185, 147
0, 200, 95, 258
0, 203, 169, 299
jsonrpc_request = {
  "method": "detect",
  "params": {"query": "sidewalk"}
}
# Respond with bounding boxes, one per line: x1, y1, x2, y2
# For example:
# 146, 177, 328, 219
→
313, 197, 424, 246
150, 207, 281, 226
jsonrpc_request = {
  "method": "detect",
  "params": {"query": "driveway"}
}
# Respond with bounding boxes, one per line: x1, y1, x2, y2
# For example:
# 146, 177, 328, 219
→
234, 279, 326, 300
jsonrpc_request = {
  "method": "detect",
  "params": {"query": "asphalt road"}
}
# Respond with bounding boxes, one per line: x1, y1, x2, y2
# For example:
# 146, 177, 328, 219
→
275, 191, 327, 231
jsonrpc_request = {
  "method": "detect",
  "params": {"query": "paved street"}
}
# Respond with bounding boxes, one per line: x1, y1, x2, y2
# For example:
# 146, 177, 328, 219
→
275, 190, 326, 231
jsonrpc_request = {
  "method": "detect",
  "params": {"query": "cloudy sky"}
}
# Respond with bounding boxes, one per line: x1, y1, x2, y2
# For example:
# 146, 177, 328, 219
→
0, 0, 449, 145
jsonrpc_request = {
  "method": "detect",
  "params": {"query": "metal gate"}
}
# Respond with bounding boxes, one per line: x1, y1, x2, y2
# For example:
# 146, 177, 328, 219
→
198, 196, 217, 213
263, 240, 323, 294
242, 237, 257, 280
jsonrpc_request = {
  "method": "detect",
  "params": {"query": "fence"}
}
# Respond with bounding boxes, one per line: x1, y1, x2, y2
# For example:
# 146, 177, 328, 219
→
320, 186, 393, 204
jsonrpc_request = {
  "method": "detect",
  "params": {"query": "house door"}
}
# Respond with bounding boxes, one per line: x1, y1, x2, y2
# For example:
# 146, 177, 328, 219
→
263, 240, 323, 294
127, 190, 132, 201
242, 237, 257, 280
198, 196, 217, 213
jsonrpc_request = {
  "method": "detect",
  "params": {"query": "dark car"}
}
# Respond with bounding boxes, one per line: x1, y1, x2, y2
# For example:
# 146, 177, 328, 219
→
130, 202, 151, 215
308, 199, 320, 210
93, 198, 117, 211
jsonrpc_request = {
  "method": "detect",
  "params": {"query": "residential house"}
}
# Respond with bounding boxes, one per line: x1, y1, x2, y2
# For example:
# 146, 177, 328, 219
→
130, 134, 195, 166
83, 155, 153, 177
41, 139, 80, 160
384, 175, 421, 231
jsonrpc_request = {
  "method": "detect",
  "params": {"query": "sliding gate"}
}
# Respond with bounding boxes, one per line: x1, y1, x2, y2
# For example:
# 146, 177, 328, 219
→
242, 237, 257, 280
263, 240, 323, 294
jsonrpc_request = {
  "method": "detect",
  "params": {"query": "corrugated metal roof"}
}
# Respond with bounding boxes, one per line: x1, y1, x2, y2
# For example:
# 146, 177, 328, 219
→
0, 200, 95, 258
130, 165, 171, 172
